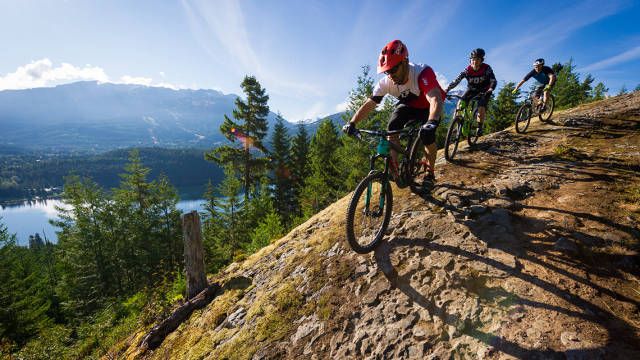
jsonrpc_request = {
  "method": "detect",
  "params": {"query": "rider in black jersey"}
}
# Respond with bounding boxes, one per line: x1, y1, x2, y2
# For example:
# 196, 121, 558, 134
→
445, 48, 497, 136
513, 58, 556, 110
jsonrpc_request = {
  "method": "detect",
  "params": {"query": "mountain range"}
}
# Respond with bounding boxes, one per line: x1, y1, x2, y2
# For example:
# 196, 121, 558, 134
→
0, 81, 343, 154
0, 81, 456, 155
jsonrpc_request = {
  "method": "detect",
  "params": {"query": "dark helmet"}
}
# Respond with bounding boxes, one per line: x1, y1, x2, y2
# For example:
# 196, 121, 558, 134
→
470, 48, 485, 59
533, 58, 545, 66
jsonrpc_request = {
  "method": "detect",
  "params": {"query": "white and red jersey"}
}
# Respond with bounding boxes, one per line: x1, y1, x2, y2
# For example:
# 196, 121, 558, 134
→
371, 63, 445, 109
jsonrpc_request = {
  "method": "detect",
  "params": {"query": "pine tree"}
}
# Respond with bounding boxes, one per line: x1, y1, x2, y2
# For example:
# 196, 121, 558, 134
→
551, 58, 593, 109
486, 82, 519, 133
201, 180, 229, 272
269, 113, 294, 226
618, 84, 628, 95
302, 119, 342, 216
289, 124, 311, 219
205, 76, 271, 201
337, 65, 386, 190
215, 165, 246, 258
591, 82, 608, 101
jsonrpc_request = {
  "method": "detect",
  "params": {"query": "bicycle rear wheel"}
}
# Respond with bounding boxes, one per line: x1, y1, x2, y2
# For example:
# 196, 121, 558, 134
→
346, 172, 393, 253
515, 104, 532, 133
408, 135, 427, 193
444, 116, 463, 161
467, 107, 481, 147
539, 94, 555, 122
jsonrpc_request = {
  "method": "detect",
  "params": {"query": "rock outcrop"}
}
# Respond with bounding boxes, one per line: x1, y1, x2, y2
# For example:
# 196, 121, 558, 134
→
112, 93, 640, 359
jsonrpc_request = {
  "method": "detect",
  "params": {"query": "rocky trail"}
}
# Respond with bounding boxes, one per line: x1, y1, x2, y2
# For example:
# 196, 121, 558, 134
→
115, 93, 640, 360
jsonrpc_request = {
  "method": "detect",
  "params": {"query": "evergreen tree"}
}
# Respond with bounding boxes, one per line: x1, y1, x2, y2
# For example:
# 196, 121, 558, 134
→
591, 82, 608, 101
205, 76, 271, 201
289, 124, 311, 219
269, 113, 294, 225
201, 180, 230, 273
486, 82, 519, 133
54, 175, 114, 315
302, 119, 342, 216
635, 84, 640, 92
618, 84, 628, 95
551, 58, 594, 109
247, 208, 284, 254
337, 65, 386, 190
215, 165, 246, 258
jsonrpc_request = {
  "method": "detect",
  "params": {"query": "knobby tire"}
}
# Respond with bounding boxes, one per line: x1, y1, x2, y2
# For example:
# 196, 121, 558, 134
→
346, 172, 393, 253
515, 104, 532, 133
444, 116, 463, 161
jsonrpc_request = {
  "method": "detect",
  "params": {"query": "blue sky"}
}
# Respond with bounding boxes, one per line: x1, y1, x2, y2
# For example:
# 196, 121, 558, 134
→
0, 0, 638, 123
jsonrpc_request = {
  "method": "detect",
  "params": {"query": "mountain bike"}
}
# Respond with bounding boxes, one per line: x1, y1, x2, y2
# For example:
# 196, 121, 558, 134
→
344, 120, 427, 253
444, 94, 483, 161
515, 91, 555, 133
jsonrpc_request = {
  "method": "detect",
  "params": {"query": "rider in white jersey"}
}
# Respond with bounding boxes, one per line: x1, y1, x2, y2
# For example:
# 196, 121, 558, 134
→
343, 40, 445, 191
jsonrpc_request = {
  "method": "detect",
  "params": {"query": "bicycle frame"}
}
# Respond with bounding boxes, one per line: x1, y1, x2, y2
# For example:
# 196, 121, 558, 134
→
448, 94, 481, 134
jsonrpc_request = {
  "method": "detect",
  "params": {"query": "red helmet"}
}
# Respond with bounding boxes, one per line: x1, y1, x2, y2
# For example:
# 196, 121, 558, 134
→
377, 40, 408, 74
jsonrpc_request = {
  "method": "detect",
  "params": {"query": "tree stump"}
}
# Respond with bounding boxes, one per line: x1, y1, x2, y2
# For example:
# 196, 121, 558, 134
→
182, 210, 208, 300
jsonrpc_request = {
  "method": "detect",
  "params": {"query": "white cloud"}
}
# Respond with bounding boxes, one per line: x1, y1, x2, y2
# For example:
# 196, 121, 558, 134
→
0, 58, 182, 91
119, 75, 153, 86
159, 71, 165, 77
335, 100, 349, 113
0, 59, 108, 90
435, 71, 448, 90
578, 44, 640, 72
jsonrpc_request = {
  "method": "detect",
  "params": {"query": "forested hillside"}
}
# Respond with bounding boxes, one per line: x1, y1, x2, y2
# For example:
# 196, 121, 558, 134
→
0, 148, 223, 203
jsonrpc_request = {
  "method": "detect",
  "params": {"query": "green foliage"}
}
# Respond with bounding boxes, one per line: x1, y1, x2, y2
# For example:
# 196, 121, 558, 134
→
635, 84, 640, 92
550, 59, 599, 109
618, 84, 628, 95
0, 220, 58, 346
486, 82, 519, 133
247, 209, 284, 254
268, 114, 295, 226
0, 148, 223, 204
205, 76, 271, 200
337, 65, 388, 190
302, 119, 343, 216
289, 124, 311, 219
591, 82, 608, 101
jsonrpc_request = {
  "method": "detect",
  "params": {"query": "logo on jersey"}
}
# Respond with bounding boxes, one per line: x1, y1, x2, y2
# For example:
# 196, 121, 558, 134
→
422, 77, 429, 86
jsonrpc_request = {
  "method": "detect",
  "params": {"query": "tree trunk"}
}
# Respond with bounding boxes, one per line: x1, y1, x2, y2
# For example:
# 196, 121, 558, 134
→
182, 211, 208, 300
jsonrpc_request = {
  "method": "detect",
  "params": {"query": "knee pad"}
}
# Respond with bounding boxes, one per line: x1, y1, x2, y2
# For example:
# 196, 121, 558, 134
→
419, 120, 439, 145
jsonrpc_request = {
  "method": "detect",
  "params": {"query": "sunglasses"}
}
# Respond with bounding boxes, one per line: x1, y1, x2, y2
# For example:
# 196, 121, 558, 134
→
385, 62, 402, 75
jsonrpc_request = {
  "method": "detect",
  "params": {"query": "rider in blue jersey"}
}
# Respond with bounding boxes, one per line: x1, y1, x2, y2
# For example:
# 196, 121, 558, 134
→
513, 58, 556, 110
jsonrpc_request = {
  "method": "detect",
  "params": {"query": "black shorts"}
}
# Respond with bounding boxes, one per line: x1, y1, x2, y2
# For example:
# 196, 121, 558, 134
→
533, 84, 552, 97
461, 88, 491, 108
387, 103, 429, 131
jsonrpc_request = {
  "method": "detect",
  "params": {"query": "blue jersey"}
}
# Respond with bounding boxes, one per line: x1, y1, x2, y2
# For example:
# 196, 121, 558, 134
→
523, 66, 554, 85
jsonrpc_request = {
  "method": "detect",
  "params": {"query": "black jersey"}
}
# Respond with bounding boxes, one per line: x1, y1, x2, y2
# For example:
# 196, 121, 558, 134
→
446, 63, 497, 93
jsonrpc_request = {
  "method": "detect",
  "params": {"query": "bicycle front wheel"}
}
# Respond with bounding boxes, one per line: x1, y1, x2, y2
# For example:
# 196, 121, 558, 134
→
515, 104, 532, 133
346, 172, 393, 254
444, 116, 463, 161
408, 135, 427, 193
539, 94, 555, 122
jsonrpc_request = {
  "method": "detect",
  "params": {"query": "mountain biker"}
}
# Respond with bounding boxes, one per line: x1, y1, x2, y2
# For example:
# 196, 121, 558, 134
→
342, 40, 445, 192
444, 48, 497, 136
513, 58, 556, 111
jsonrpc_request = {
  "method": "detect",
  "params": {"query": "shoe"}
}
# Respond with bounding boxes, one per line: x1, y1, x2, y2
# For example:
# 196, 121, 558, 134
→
419, 173, 435, 192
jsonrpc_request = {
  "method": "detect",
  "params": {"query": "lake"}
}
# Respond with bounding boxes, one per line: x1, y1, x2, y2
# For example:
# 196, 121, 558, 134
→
0, 199, 205, 246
